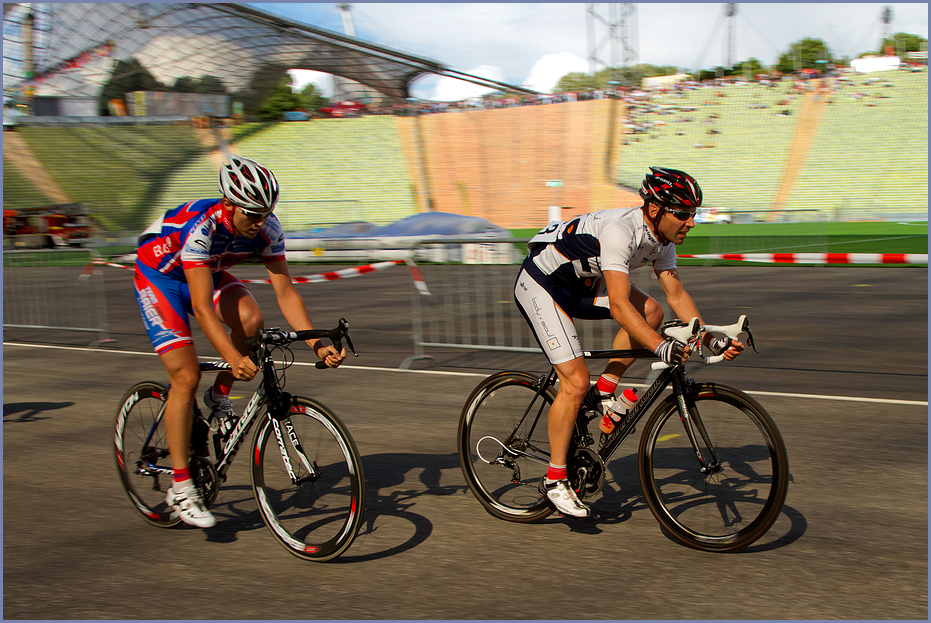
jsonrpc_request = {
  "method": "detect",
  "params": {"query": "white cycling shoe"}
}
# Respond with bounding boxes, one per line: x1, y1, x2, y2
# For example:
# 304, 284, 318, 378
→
166, 484, 217, 528
540, 478, 590, 518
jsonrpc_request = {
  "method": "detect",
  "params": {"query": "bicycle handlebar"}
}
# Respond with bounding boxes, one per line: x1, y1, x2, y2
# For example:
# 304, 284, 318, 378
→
651, 315, 756, 370
242, 317, 358, 369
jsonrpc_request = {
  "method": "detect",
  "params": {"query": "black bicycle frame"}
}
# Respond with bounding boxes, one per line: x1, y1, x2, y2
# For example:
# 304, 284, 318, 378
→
522, 348, 717, 474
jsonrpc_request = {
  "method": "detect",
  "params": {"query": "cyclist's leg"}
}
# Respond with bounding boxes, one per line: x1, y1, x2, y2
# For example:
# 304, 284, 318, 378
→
134, 263, 215, 527
159, 346, 202, 469
548, 357, 591, 467
515, 267, 590, 470
210, 273, 263, 395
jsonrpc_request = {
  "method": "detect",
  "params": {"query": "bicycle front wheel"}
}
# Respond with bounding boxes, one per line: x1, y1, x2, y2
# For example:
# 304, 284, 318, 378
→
639, 383, 789, 552
457, 371, 555, 522
113, 382, 181, 528
251, 397, 365, 562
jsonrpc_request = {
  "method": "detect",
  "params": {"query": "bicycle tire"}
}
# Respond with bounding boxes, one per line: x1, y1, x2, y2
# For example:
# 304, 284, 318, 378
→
457, 371, 556, 522
638, 383, 789, 552
113, 381, 182, 528
251, 396, 365, 562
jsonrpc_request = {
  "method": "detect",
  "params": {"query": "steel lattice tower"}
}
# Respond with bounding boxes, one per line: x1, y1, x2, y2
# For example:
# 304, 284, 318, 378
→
586, 3, 638, 84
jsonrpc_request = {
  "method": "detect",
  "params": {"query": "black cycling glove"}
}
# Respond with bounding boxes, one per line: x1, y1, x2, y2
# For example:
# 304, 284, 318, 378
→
654, 339, 686, 364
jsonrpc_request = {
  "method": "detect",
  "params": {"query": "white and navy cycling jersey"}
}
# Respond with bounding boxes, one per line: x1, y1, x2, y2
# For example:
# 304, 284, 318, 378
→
136, 198, 285, 280
525, 207, 676, 288
515, 207, 677, 364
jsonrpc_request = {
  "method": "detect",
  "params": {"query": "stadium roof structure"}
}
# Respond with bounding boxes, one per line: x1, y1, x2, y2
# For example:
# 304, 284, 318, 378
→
3, 3, 536, 109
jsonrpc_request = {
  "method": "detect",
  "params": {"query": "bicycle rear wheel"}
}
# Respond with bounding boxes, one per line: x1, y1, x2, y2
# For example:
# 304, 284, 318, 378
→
113, 382, 181, 528
457, 371, 555, 522
251, 396, 365, 562
639, 383, 789, 552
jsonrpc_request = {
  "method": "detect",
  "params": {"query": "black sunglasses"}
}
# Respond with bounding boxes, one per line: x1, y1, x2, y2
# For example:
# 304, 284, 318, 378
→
662, 205, 696, 221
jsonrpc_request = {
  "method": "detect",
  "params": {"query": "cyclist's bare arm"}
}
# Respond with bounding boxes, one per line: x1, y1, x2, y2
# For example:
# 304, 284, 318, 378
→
655, 266, 704, 328
603, 269, 669, 352
265, 260, 345, 367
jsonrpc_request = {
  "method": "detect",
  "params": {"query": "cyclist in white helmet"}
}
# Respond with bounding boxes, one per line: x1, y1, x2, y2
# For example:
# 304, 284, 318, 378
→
134, 155, 345, 528
514, 167, 744, 518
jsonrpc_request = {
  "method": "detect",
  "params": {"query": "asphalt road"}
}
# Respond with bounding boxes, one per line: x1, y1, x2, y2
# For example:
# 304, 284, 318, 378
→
3, 263, 927, 619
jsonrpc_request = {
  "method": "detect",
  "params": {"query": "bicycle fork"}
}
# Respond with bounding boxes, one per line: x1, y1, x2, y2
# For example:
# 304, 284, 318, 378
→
671, 373, 722, 474
270, 413, 322, 486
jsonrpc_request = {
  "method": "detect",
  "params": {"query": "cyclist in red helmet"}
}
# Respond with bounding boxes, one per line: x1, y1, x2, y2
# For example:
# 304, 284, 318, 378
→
514, 166, 744, 518
134, 155, 345, 528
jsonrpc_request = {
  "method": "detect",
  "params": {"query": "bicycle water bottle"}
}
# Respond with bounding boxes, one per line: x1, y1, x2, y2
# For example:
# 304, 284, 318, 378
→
598, 388, 639, 434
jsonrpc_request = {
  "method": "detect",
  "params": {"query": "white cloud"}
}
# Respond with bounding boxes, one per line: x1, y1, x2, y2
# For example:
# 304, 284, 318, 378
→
414, 65, 507, 101
523, 52, 589, 93
288, 69, 335, 98
269, 3, 928, 96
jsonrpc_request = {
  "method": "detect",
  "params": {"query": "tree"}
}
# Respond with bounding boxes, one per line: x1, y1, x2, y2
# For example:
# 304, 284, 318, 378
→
553, 64, 681, 93
300, 82, 328, 112
776, 38, 833, 74
98, 58, 169, 115
877, 32, 928, 56
726, 57, 764, 77
256, 78, 305, 120
554, 71, 599, 93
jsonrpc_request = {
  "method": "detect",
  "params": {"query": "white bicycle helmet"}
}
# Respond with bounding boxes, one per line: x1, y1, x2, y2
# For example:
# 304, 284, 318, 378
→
218, 155, 280, 213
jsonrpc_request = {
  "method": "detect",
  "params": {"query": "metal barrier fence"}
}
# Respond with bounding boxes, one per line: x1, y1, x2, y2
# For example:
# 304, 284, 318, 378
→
399, 238, 658, 368
3, 248, 114, 346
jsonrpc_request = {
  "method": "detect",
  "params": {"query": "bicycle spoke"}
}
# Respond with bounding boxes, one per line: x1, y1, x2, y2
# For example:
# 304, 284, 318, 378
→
113, 382, 181, 527
640, 384, 789, 551
252, 399, 364, 561
458, 372, 555, 522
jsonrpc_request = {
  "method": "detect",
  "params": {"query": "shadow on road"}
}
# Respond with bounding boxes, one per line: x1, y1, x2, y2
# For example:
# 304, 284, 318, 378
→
3, 401, 74, 423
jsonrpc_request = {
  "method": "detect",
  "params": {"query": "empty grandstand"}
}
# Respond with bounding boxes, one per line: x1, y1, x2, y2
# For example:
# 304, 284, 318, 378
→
2, 3, 927, 238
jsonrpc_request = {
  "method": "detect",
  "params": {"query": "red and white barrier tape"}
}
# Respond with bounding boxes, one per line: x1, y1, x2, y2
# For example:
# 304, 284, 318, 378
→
678, 253, 928, 265
80, 258, 432, 295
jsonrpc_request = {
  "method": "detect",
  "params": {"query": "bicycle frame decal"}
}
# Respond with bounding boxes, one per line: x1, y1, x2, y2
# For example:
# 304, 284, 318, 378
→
270, 417, 298, 480
222, 387, 265, 458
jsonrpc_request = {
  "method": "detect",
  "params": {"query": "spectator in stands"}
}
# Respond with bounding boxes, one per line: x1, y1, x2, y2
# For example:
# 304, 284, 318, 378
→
513, 167, 744, 518
133, 155, 345, 528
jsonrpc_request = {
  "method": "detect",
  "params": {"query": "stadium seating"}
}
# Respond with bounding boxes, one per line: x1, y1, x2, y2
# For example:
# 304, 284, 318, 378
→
11, 125, 204, 232
2, 158, 55, 209
615, 71, 927, 221
615, 82, 801, 216
3, 70, 925, 233
219, 117, 418, 230
783, 71, 928, 220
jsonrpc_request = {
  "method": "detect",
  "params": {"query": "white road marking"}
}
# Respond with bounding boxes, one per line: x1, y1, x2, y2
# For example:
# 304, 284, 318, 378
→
4, 341, 927, 406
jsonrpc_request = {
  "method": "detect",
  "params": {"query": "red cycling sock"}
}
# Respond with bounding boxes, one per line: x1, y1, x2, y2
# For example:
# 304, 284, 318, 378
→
546, 464, 567, 481
173, 467, 192, 485
212, 380, 232, 397
596, 374, 618, 395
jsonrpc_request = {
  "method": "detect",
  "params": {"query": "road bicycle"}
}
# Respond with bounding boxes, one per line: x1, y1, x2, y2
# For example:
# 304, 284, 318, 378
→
113, 318, 365, 562
457, 315, 789, 552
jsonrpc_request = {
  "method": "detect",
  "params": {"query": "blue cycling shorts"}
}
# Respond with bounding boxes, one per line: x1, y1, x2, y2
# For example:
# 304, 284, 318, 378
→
133, 261, 245, 355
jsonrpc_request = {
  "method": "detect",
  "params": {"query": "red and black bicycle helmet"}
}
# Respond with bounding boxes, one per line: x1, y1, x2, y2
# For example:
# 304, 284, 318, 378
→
638, 166, 703, 208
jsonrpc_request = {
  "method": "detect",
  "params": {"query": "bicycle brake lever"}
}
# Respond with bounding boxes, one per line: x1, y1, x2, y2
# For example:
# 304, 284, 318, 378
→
338, 318, 359, 357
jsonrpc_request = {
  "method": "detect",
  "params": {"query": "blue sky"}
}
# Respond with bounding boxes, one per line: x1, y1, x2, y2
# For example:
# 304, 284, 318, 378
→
252, 3, 929, 100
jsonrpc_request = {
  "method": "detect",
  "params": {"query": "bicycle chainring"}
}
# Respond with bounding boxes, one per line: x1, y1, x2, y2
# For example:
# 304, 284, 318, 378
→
191, 456, 220, 507
567, 446, 606, 499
